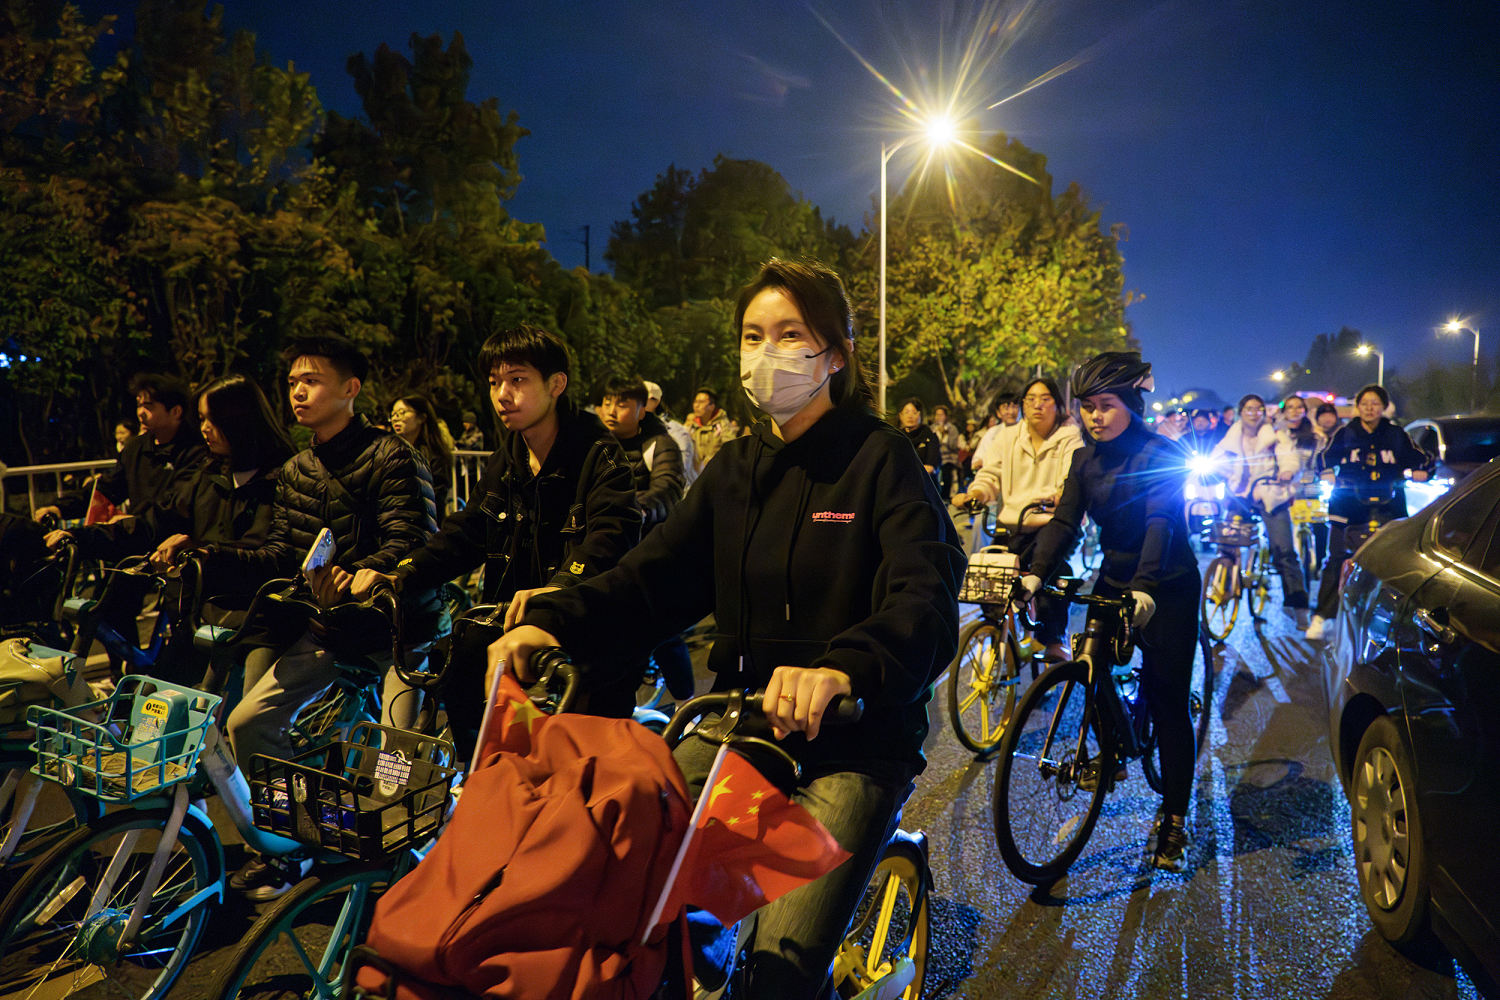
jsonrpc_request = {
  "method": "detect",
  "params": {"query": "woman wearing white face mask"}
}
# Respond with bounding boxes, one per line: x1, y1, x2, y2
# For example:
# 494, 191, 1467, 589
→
492, 257, 964, 997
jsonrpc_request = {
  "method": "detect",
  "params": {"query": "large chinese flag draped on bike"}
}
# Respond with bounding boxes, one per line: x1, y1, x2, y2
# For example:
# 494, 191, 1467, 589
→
650, 744, 851, 930
357, 673, 693, 1000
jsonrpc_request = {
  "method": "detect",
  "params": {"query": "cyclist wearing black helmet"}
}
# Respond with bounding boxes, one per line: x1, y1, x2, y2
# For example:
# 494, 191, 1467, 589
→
1015, 350, 1200, 872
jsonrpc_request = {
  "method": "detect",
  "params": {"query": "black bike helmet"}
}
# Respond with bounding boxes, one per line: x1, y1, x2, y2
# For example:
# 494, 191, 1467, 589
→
1069, 351, 1155, 414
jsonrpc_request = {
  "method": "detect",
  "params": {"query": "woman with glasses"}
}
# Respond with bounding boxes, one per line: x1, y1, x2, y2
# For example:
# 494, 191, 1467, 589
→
391, 395, 456, 519
955, 377, 1083, 662
1210, 393, 1309, 625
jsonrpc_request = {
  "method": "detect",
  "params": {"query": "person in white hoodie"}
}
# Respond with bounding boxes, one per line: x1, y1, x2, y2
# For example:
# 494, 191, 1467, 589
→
1209, 392, 1309, 624
956, 376, 1083, 661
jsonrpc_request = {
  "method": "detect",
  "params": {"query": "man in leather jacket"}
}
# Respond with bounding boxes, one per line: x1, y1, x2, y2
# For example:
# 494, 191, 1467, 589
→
352, 325, 641, 742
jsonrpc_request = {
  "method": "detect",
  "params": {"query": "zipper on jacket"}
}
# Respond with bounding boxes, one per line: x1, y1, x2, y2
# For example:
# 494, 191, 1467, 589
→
435, 865, 507, 980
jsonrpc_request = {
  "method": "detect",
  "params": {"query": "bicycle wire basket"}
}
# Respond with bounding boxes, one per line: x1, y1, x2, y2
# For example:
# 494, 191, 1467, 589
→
248, 722, 456, 861
27, 674, 221, 803
959, 546, 1021, 605
1207, 516, 1259, 547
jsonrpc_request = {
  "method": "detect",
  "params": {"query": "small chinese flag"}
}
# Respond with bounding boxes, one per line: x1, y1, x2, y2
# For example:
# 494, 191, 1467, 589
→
476, 671, 549, 763
83, 479, 119, 526
648, 745, 851, 931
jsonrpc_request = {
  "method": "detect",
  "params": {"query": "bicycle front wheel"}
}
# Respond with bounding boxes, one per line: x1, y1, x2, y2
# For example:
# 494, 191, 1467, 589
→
1247, 545, 1273, 618
0, 764, 97, 871
212, 858, 397, 999
835, 835, 928, 1000
947, 619, 1022, 756
1200, 555, 1239, 641
0, 806, 218, 999
992, 660, 1113, 885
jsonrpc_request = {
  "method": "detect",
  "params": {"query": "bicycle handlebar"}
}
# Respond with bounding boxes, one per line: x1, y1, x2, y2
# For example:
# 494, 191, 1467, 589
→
1013, 576, 1134, 631
661, 688, 864, 747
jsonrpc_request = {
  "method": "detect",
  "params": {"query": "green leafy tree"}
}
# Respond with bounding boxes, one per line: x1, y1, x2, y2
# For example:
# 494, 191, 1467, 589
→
606, 157, 855, 405
851, 132, 1133, 415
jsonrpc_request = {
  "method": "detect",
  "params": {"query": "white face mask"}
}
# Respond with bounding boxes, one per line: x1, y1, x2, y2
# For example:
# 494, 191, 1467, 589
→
740, 341, 833, 425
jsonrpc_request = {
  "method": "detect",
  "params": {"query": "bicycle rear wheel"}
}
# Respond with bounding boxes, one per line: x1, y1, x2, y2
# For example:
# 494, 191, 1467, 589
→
947, 618, 1022, 756
1141, 628, 1216, 791
835, 834, 928, 1000
0, 806, 219, 999
992, 660, 1113, 885
1200, 555, 1239, 640
212, 858, 397, 999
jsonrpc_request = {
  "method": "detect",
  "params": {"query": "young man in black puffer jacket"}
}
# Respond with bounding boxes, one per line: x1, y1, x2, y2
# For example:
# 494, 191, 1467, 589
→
201, 333, 440, 901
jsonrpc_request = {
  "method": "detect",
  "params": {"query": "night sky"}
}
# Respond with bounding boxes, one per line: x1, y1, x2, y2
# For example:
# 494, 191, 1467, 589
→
210, 0, 1499, 406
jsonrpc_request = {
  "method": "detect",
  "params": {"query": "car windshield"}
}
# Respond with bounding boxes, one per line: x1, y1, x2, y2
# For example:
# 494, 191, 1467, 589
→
1441, 418, 1500, 465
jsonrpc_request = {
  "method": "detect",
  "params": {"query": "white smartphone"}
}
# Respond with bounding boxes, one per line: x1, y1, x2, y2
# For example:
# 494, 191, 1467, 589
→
301, 527, 336, 576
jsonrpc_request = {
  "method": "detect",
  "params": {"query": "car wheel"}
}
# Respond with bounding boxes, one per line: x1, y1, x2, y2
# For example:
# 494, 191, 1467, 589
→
1350, 715, 1430, 947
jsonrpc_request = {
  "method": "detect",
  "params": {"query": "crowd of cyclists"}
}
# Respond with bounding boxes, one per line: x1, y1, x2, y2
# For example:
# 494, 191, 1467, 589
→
0, 249, 1443, 997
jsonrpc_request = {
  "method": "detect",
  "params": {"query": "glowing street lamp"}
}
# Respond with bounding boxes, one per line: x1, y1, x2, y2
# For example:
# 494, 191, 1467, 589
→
1354, 343, 1384, 386
1442, 318, 1481, 412
879, 116, 957, 414
1270, 369, 1286, 383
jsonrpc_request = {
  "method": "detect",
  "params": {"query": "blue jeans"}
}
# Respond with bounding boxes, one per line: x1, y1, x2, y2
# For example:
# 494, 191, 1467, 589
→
672, 732, 917, 999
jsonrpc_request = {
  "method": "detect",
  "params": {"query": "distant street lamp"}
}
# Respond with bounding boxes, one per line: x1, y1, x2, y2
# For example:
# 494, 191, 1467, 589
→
1270, 369, 1286, 383
879, 118, 957, 414
1442, 318, 1481, 412
1355, 343, 1384, 386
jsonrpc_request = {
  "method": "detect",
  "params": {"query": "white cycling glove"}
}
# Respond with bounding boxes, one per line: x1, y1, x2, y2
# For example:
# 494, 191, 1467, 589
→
1130, 590, 1157, 629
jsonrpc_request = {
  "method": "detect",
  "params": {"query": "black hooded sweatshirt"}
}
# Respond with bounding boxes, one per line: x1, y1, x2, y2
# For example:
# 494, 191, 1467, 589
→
523, 404, 965, 769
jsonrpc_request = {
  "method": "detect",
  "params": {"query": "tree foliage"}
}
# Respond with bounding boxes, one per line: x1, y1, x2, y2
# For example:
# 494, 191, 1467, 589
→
604, 157, 857, 410
850, 132, 1134, 415
0, 1, 1136, 475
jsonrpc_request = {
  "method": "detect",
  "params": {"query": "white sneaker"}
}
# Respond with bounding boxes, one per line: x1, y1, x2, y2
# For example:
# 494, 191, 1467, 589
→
1304, 615, 1327, 640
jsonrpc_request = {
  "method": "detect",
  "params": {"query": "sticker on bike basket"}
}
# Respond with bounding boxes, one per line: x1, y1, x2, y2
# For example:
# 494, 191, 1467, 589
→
140, 696, 171, 720
376, 749, 412, 797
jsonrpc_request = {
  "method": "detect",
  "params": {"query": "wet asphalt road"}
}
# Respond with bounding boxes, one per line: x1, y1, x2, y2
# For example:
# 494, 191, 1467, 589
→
908, 578, 1484, 999
160, 551, 1485, 998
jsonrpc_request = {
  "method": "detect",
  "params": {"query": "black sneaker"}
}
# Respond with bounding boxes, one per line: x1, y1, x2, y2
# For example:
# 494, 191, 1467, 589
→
231, 853, 311, 902
1152, 816, 1190, 872
1078, 758, 1127, 793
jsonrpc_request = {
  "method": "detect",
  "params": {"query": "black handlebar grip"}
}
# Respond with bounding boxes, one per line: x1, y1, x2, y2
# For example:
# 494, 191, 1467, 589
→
823, 694, 863, 724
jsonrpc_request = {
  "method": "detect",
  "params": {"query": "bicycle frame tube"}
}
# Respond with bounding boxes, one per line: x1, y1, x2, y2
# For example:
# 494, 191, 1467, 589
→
197, 724, 304, 858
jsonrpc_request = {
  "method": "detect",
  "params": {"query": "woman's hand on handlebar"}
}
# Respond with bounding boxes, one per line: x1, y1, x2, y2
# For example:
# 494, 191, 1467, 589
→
504, 586, 560, 630
43, 529, 73, 551
762, 666, 852, 742
350, 568, 398, 598
954, 483, 996, 509
486, 625, 561, 693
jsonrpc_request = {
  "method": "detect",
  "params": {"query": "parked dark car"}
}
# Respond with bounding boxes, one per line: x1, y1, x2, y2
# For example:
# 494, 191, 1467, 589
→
1328, 455, 1500, 993
1403, 415, 1500, 513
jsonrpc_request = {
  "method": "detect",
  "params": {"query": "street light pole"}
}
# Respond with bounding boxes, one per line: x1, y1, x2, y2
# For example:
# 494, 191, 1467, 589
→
1443, 320, 1482, 412
1355, 344, 1384, 386
878, 143, 890, 415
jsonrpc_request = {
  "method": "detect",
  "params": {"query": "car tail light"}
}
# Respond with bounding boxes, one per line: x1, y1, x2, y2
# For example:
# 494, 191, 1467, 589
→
1339, 559, 1358, 594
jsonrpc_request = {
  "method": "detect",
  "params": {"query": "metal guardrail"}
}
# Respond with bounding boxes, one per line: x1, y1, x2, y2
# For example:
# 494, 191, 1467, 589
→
2, 452, 492, 519
0, 459, 117, 515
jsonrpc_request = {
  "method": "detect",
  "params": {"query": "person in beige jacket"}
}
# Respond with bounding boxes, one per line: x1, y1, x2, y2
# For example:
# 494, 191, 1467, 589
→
1208, 392, 1309, 623
956, 376, 1083, 661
